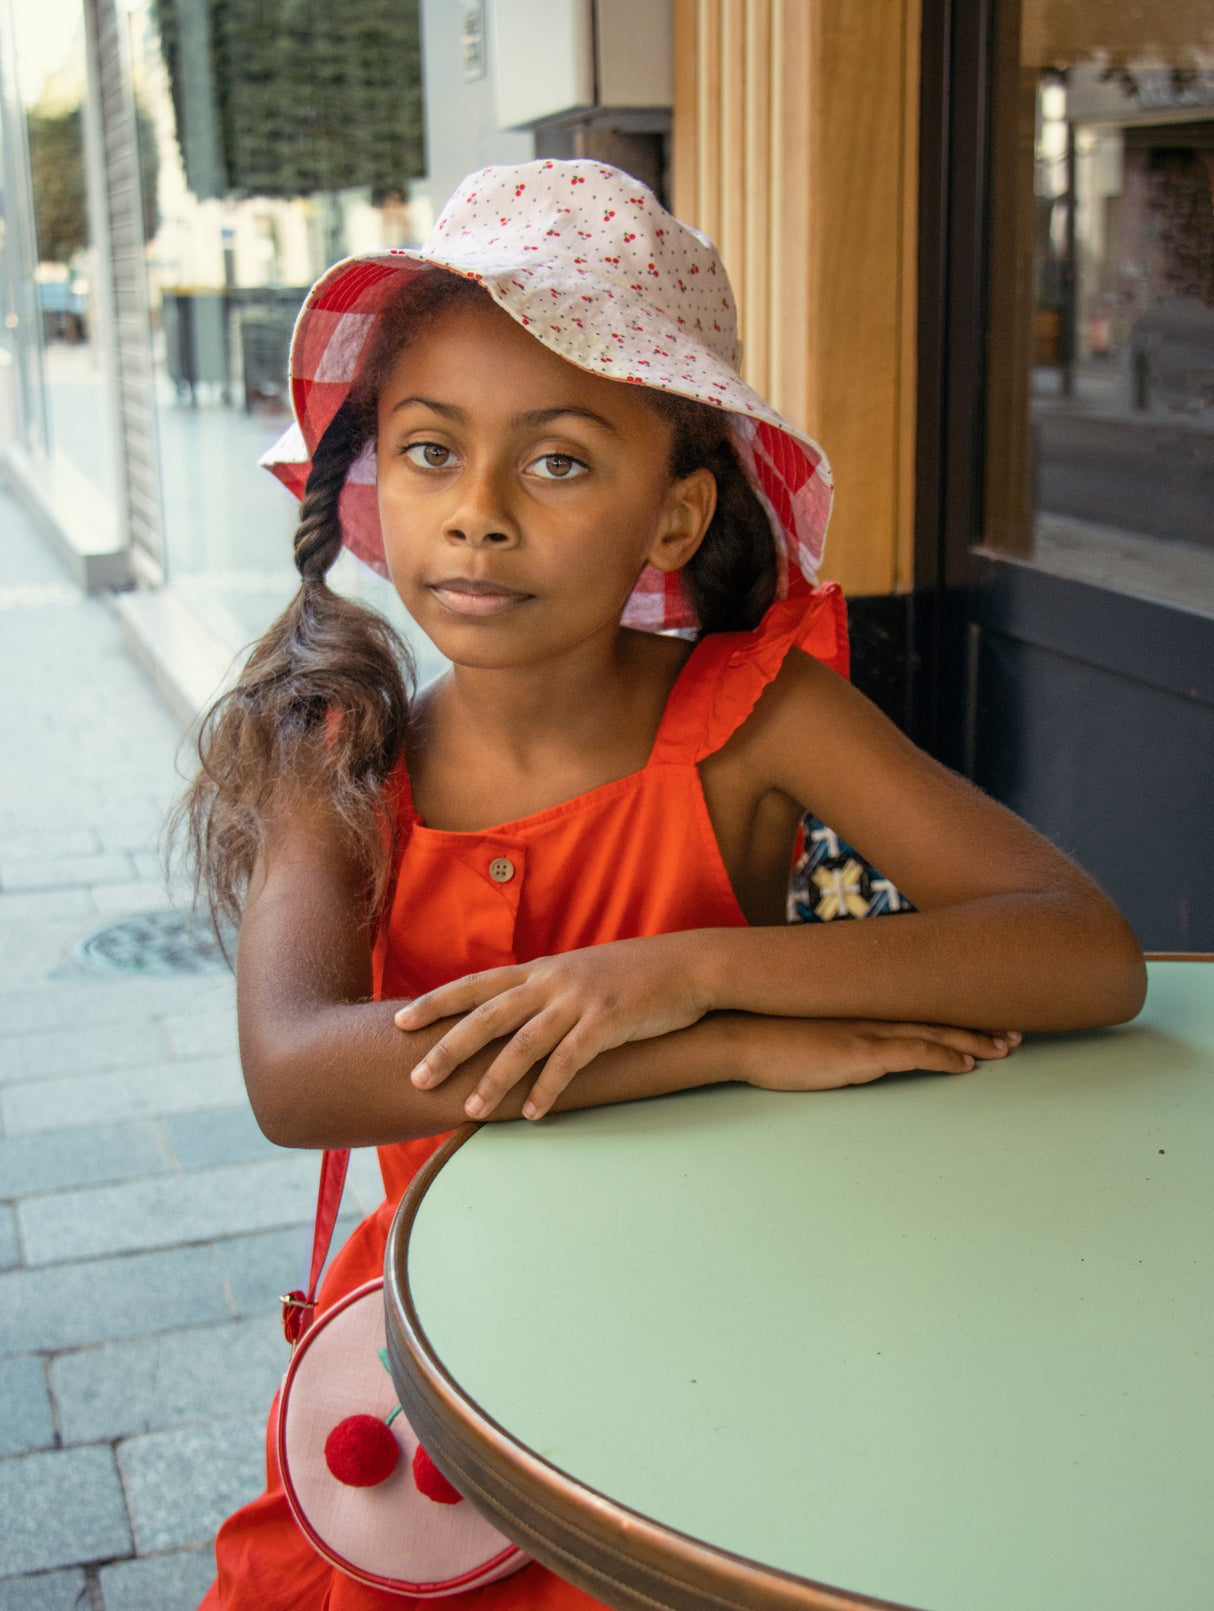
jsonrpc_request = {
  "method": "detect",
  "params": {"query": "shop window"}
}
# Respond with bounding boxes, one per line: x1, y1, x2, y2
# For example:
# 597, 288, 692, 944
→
986, 1, 1214, 614
7, 1, 119, 510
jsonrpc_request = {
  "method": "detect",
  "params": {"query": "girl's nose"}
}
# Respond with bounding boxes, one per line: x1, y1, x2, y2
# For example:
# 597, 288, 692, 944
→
442, 468, 519, 548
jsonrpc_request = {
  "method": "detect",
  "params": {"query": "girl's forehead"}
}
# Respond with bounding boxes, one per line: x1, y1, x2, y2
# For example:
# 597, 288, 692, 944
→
378, 300, 658, 425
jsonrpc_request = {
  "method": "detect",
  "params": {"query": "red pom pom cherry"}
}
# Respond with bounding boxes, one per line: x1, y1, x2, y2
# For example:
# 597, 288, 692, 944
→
324, 1414, 400, 1487
412, 1444, 463, 1505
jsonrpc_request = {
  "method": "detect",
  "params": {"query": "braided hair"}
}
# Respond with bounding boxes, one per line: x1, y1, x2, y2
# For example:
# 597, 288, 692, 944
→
175, 400, 411, 935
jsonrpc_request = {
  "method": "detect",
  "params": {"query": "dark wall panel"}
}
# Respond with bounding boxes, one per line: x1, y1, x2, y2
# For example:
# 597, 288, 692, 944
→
972, 615, 1214, 952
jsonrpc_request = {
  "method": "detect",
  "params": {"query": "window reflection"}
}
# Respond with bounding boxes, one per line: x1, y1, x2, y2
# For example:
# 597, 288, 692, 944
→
127, 0, 430, 650
986, 3, 1214, 612
12, 2, 118, 506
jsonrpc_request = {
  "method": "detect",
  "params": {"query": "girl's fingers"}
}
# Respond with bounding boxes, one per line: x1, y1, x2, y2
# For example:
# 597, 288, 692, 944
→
396, 969, 522, 1030
464, 1010, 575, 1119
410, 989, 535, 1088
519, 1030, 601, 1120
850, 1037, 974, 1081
869, 1022, 1017, 1059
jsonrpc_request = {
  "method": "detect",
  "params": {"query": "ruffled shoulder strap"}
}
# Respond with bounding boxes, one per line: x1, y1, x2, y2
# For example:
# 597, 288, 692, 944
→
650, 580, 848, 766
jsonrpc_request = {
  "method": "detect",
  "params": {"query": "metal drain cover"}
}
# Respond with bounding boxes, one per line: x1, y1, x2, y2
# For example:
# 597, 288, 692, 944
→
77, 909, 233, 974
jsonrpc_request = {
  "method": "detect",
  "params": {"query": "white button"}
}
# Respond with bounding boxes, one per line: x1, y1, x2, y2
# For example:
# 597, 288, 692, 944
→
489, 857, 515, 883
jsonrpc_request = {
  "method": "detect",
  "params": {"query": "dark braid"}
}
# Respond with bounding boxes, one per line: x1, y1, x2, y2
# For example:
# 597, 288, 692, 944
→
647, 392, 779, 635
173, 402, 414, 937
293, 402, 363, 582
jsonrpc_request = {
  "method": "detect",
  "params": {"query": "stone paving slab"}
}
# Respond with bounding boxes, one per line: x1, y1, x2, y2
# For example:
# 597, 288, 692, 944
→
0, 1120, 173, 1197
160, 1010, 240, 1061
164, 1106, 279, 1171
0, 1568, 89, 1611
0, 921, 101, 988
89, 883, 186, 917
213, 1217, 362, 1318
0, 975, 233, 1038
0, 854, 137, 894
0, 828, 101, 859
1, 1054, 247, 1135
0, 1244, 233, 1355
99, 1548, 217, 1611
0, 1206, 18, 1270
0, 1021, 170, 1086
51, 1314, 286, 1445
18, 1155, 327, 1265
0, 1355, 55, 1455
0, 1445, 132, 1576
118, 1416, 266, 1554
0, 890, 98, 922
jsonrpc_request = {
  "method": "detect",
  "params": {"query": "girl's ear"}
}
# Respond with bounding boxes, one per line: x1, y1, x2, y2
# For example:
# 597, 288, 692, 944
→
647, 468, 718, 574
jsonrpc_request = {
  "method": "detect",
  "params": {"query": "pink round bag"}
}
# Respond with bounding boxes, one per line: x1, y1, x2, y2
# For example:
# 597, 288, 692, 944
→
278, 1266, 529, 1596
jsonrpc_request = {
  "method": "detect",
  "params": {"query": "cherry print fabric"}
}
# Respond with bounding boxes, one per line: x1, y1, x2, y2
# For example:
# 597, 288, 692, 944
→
261, 158, 834, 631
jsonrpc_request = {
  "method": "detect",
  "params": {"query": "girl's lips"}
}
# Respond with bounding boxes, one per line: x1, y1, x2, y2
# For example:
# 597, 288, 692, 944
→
427, 580, 533, 617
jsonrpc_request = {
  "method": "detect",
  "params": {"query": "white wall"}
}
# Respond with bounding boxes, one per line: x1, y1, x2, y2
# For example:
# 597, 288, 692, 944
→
420, 0, 534, 220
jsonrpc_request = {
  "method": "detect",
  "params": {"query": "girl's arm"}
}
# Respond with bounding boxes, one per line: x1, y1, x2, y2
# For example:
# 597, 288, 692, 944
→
697, 645, 1147, 1027
400, 650, 1145, 1119
237, 785, 1011, 1148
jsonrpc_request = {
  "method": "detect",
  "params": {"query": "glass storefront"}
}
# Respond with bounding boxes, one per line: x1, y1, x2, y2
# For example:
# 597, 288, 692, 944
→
986, 0, 1214, 612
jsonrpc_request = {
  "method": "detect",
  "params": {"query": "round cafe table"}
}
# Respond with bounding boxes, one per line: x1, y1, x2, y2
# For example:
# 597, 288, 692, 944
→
384, 959, 1214, 1610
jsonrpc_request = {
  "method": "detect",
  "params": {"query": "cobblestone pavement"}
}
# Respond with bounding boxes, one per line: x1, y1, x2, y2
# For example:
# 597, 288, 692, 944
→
0, 487, 382, 1610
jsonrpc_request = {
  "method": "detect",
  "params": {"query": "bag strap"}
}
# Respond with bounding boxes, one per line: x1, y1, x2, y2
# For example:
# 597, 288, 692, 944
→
281, 1149, 350, 1345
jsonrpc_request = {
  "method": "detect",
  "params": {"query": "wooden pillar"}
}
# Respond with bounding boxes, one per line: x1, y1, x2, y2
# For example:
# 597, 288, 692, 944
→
673, 0, 921, 597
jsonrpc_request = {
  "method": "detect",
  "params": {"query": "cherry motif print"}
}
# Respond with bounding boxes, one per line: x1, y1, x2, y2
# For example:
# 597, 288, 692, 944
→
324, 1413, 399, 1487
412, 1446, 463, 1506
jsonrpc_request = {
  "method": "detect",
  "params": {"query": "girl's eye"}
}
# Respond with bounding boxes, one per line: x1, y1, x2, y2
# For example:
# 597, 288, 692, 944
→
403, 442, 454, 469
531, 453, 587, 481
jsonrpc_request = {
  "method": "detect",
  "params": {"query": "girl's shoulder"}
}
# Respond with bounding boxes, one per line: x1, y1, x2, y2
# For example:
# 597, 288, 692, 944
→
663, 584, 849, 769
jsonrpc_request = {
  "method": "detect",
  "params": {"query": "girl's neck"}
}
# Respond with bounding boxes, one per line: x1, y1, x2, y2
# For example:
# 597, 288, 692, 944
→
408, 628, 693, 830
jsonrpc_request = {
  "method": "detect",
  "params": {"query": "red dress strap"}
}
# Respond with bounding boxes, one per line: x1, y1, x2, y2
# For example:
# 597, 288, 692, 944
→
649, 580, 848, 766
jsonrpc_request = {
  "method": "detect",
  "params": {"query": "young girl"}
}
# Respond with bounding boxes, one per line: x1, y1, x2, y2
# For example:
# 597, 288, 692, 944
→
187, 160, 1144, 1608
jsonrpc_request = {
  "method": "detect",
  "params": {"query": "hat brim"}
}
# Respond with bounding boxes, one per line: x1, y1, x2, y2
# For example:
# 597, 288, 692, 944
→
262, 249, 832, 630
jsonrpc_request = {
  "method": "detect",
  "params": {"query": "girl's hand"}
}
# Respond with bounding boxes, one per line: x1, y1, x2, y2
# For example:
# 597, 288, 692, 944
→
395, 936, 711, 1120
739, 1016, 1022, 1090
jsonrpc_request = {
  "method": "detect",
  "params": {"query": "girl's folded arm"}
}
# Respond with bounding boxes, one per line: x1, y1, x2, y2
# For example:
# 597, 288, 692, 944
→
695, 646, 1147, 1034
238, 786, 1016, 1144
235, 792, 753, 1148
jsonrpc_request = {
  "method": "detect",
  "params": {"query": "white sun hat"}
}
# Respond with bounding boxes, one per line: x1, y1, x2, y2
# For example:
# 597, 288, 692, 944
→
261, 157, 833, 632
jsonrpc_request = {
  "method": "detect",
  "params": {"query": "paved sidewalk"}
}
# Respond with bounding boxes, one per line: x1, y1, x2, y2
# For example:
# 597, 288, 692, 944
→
0, 487, 382, 1610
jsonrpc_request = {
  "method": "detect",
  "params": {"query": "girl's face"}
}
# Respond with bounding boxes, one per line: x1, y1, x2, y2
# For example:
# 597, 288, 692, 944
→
374, 298, 714, 670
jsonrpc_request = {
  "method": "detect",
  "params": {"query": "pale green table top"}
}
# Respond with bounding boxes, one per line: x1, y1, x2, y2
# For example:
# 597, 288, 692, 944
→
406, 961, 1214, 1610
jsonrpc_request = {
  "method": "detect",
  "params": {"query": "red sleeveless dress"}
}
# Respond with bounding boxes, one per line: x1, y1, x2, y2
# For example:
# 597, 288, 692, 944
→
202, 584, 847, 1610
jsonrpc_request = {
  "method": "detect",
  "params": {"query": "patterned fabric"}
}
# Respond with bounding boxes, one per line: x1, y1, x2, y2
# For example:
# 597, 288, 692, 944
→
789, 816, 915, 924
260, 157, 834, 631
